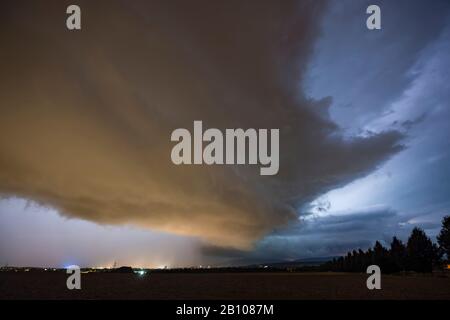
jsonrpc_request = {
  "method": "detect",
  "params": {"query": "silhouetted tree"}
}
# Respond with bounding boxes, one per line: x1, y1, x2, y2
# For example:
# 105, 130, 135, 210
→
344, 252, 352, 271
351, 250, 358, 271
365, 248, 374, 268
406, 227, 436, 272
373, 241, 389, 271
433, 243, 444, 266
321, 225, 444, 273
356, 249, 365, 271
437, 215, 450, 261
390, 236, 406, 272
337, 256, 344, 271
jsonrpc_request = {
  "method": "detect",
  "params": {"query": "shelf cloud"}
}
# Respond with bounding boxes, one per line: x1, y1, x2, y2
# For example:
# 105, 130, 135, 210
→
0, 0, 403, 249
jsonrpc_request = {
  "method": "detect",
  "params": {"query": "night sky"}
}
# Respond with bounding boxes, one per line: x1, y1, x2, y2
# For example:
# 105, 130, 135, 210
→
1, 0, 449, 268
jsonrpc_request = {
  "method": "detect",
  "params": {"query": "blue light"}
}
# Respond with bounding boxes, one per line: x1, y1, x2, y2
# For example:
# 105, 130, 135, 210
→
137, 270, 146, 276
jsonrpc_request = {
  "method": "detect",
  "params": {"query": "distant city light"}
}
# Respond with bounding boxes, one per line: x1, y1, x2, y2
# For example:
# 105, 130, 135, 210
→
136, 270, 146, 276
156, 265, 168, 269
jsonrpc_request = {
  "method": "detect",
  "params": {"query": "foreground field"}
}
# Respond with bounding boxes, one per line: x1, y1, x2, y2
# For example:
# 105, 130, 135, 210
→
1, 272, 449, 300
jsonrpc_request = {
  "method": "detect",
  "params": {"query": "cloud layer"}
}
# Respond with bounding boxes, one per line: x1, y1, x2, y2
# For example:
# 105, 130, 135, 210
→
0, 0, 403, 249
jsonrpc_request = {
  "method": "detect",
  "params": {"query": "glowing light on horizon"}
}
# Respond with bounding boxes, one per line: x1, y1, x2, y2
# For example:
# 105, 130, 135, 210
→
136, 270, 146, 276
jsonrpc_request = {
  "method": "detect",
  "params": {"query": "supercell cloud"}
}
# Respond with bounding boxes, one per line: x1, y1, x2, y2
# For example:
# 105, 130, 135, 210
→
0, 0, 403, 249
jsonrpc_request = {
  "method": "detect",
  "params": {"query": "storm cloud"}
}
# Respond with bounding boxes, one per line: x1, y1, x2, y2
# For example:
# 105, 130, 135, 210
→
0, 0, 403, 249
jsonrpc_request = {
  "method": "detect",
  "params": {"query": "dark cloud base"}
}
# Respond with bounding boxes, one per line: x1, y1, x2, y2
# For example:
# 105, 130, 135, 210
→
0, 0, 403, 249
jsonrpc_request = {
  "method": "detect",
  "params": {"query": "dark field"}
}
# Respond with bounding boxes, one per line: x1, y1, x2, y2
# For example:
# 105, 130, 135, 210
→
1, 272, 450, 300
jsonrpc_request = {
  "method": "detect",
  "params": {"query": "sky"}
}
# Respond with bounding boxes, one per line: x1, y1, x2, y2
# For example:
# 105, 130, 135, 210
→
1, 0, 449, 267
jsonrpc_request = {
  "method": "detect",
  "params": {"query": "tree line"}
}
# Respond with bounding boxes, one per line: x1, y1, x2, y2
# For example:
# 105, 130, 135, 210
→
321, 215, 450, 273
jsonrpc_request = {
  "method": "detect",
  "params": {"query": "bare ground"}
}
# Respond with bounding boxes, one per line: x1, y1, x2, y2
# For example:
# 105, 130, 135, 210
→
1, 272, 449, 300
